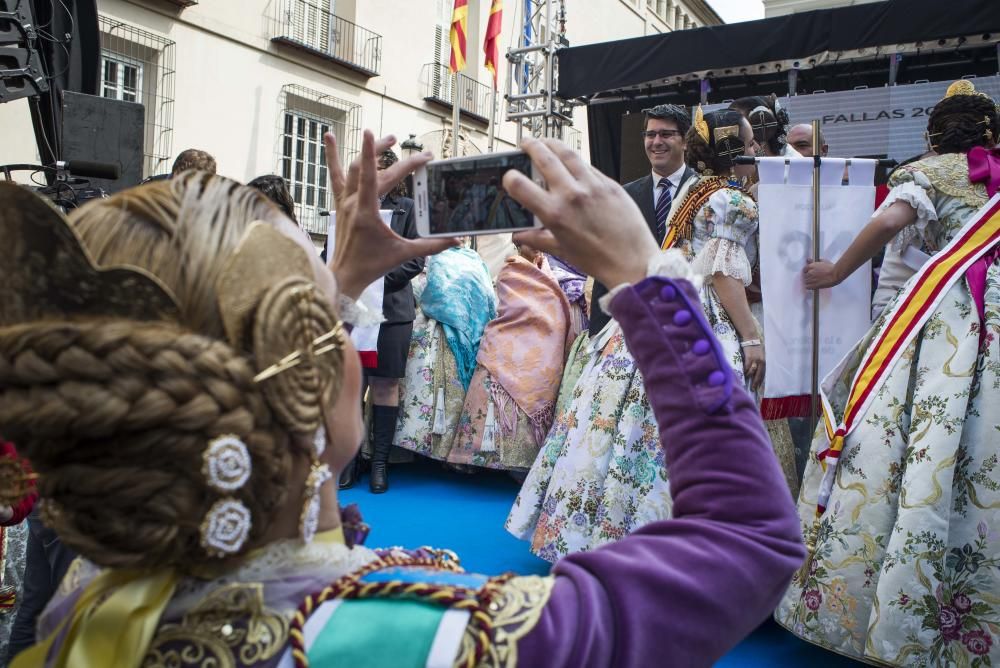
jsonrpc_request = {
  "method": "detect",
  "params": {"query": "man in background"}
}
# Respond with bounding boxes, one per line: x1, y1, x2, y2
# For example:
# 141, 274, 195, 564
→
170, 148, 217, 176
786, 124, 828, 157
589, 104, 696, 335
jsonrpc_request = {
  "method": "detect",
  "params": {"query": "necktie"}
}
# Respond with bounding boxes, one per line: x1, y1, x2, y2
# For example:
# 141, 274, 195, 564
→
654, 177, 672, 244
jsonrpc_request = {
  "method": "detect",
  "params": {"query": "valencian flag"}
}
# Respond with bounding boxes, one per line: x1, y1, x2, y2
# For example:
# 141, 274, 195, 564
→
449, 0, 468, 73
483, 0, 503, 88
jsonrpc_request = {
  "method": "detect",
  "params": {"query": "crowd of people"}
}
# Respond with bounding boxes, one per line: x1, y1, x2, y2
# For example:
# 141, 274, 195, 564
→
0, 78, 997, 667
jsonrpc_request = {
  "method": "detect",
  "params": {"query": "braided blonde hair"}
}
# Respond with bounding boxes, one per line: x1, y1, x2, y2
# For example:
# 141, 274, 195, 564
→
0, 172, 319, 571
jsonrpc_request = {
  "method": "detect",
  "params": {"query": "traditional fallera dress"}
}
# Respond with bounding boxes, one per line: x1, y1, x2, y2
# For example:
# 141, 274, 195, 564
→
776, 149, 1000, 666
446, 255, 573, 472
506, 177, 779, 562
22, 275, 804, 668
393, 248, 496, 461
546, 255, 589, 339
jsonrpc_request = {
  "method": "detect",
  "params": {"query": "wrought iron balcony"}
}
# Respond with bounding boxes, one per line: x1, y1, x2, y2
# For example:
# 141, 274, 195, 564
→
420, 63, 493, 124
271, 0, 381, 77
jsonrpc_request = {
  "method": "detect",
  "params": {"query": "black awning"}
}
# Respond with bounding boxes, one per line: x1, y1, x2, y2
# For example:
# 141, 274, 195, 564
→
557, 0, 1000, 99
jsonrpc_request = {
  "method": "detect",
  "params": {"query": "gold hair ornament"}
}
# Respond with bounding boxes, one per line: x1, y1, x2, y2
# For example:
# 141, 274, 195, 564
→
694, 105, 710, 144
216, 223, 346, 435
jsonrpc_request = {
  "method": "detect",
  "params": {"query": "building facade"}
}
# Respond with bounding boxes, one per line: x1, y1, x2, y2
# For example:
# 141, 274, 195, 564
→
0, 0, 720, 243
763, 0, 885, 17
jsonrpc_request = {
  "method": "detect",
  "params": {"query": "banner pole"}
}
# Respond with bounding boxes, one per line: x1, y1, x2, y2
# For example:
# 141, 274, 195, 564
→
809, 119, 822, 441
451, 72, 462, 158
487, 86, 497, 152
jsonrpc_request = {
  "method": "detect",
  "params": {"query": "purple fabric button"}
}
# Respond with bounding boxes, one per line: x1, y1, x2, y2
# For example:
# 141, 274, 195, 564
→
673, 310, 692, 326
692, 339, 711, 356
707, 370, 726, 387
659, 284, 677, 301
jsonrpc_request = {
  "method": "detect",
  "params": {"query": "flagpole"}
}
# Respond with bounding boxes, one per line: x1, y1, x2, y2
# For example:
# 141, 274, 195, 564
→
809, 118, 822, 441
451, 72, 462, 158
487, 87, 497, 152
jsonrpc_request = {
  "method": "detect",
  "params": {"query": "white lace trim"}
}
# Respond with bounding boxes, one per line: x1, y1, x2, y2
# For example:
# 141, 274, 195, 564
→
336, 294, 385, 328
598, 249, 701, 314
877, 181, 938, 252
691, 237, 753, 286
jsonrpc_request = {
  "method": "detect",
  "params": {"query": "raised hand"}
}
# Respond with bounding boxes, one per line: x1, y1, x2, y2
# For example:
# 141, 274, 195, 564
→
502, 138, 659, 290
324, 130, 457, 299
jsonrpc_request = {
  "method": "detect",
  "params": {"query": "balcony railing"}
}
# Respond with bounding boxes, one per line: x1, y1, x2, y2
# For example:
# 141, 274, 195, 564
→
271, 0, 381, 77
420, 63, 493, 124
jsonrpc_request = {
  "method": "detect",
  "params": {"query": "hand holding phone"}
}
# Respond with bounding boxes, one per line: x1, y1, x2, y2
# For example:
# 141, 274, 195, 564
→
414, 151, 542, 237
502, 138, 660, 290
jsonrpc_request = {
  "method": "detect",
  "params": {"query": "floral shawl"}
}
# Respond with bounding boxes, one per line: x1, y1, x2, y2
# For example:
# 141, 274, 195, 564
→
476, 255, 572, 443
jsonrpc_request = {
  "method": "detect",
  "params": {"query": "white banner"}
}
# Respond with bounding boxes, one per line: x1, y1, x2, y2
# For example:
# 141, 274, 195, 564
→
757, 157, 875, 398
326, 211, 392, 361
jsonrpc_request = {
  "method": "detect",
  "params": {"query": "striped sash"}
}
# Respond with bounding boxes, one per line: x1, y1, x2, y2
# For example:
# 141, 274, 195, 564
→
813, 193, 1000, 516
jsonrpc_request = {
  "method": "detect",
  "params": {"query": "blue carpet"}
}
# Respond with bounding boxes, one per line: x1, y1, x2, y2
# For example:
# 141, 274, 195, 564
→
342, 459, 862, 666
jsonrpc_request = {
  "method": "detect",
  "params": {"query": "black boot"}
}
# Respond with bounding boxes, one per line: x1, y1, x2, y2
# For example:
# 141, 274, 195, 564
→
369, 404, 398, 494
338, 455, 359, 490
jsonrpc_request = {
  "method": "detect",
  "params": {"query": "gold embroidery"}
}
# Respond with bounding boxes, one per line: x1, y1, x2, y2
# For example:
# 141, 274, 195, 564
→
454, 575, 555, 668
913, 153, 989, 211
142, 583, 289, 668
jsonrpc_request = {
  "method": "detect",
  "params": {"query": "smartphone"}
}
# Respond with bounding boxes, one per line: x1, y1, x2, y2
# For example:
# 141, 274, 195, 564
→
413, 150, 541, 237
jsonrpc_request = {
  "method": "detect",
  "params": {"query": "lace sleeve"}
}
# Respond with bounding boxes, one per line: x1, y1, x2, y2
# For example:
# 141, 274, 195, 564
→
880, 167, 938, 252
691, 238, 753, 285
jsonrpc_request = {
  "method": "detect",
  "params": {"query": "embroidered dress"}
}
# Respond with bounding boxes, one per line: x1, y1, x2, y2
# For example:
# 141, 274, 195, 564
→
776, 153, 1000, 666
0, 522, 28, 659
507, 181, 764, 561
446, 256, 573, 472
393, 272, 470, 460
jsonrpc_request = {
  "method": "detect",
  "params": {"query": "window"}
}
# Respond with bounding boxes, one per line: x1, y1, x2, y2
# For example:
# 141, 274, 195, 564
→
290, 0, 334, 51
282, 111, 330, 230
99, 17, 175, 177
101, 55, 142, 103
276, 85, 361, 236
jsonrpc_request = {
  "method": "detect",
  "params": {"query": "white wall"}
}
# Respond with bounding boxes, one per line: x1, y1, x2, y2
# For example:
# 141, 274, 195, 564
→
1, 0, 718, 190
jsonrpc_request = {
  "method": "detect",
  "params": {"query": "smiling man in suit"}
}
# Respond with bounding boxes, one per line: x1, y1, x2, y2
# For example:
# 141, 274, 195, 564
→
589, 104, 697, 335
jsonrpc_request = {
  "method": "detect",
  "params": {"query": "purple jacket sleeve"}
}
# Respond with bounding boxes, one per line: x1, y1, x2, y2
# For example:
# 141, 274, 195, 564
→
515, 276, 805, 668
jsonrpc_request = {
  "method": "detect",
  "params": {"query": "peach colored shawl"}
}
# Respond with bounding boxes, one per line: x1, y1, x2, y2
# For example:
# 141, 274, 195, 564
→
476, 256, 573, 442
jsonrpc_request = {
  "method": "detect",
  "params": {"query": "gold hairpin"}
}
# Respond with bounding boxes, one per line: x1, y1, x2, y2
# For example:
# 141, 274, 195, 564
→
694, 105, 710, 144
253, 322, 347, 383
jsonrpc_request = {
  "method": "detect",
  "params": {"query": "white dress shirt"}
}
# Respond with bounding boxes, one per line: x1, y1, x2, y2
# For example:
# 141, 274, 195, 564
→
651, 163, 688, 208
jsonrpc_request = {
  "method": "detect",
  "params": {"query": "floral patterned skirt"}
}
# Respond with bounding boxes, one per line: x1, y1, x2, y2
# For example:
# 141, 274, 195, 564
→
0, 521, 28, 659
392, 310, 468, 461
505, 327, 671, 562
776, 262, 1000, 666
445, 367, 540, 471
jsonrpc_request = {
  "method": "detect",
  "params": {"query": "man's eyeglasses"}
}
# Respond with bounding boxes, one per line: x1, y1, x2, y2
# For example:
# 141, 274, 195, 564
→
641, 130, 684, 140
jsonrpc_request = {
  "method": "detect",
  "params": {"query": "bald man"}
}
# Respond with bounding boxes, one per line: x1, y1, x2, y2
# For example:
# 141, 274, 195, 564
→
786, 124, 828, 157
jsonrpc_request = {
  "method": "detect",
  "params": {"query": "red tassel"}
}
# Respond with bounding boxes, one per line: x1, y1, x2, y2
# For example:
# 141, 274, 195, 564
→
760, 395, 822, 420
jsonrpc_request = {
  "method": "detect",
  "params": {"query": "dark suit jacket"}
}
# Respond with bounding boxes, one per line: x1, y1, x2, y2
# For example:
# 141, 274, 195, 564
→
589, 167, 697, 335
381, 194, 424, 324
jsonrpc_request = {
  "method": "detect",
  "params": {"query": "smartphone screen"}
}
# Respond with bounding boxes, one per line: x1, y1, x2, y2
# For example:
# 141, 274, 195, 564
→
425, 152, 535, 235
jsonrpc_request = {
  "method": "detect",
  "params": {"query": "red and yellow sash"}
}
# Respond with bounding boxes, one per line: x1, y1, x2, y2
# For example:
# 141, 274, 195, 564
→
814, 194, 1000, 515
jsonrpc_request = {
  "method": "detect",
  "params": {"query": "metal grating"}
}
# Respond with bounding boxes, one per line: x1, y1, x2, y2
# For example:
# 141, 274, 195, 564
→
99, 16, 175, 177
420, 62, 493, 124
275, 84, 361, 236
270, 0, 381, 77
